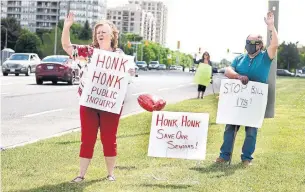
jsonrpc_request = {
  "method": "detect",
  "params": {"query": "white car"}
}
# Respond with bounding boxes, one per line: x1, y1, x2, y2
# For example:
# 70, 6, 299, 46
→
176, 66, 183, 71
296, 70, 305, 77
148, 61, 160, 70
2, 53, 41, 76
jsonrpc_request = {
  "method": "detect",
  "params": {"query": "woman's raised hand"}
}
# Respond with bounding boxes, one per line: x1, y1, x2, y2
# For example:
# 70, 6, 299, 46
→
64, 12, 75, 29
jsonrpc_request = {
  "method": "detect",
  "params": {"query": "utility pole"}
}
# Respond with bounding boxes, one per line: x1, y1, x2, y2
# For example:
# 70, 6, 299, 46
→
67, 0, 71, 13
1, 25, 8, 48
265, 0, 279, 118
54, 1, 60, 55
176, 40, 180, 65
141, 43, 144, 61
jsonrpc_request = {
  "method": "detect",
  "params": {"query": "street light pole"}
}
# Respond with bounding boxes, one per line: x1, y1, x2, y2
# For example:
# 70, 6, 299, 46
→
265, 0, 279, 118
54, 1, 60, 55
1, 25, 8, 48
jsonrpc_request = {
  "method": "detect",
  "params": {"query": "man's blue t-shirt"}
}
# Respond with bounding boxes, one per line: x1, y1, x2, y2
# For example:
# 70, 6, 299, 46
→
231, 51, 273, 83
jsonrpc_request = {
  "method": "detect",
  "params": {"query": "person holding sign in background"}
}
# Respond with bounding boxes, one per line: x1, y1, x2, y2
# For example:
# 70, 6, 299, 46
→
215, 11, 279, 166
61, 12, 135, 182
193, 51, 213, 99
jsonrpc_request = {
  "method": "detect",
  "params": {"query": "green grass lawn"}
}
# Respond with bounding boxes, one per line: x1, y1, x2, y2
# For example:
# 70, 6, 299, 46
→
2, 78, 305, 192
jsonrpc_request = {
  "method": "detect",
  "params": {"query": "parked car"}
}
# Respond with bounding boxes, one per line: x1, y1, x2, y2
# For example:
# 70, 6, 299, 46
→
176, 66, 183, 71
35, 55, 77, 85
277, 69, 294, 76
148, 61, 160, 70
136, 61, 148, 71
2, 53, 41, 76
170, 65, 177, 70
158, 64, 167, 70
296, 69, 305, 77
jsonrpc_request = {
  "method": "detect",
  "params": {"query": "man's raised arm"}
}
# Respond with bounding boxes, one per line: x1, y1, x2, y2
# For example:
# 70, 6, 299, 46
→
265, 11, 279, 59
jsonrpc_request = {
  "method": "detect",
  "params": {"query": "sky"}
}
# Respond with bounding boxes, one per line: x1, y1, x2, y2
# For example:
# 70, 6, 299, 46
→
107, 0, 305, 62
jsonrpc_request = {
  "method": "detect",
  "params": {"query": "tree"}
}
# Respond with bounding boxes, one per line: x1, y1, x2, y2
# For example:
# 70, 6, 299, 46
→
278, 41, 300, 71
58, 19, 84, 39
79, 20, 91, 40
125, 33, 143, 42
143, 45, 155, 64
1, 17, 21, 50
39, 27, 92, 58
36, 29, 51, 44
15, 31, 42, 56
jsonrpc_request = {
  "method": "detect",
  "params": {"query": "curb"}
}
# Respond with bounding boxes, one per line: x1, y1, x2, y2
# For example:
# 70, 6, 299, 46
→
1, 110, 146, 150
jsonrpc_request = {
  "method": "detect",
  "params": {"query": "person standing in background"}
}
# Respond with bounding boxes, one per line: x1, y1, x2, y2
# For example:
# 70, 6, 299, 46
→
193, 51, 213, 99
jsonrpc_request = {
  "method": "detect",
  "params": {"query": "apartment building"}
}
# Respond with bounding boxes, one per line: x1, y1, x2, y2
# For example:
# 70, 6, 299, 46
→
107, 4, 142, 35
141, 12, 156, 42
128, 0, 168, 45
1, 0, 107, 32
107, 3, 156, 42
59, 0, 107, 28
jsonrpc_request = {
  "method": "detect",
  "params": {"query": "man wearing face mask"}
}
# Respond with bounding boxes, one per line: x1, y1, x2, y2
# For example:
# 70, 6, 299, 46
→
215, 11, 279, 166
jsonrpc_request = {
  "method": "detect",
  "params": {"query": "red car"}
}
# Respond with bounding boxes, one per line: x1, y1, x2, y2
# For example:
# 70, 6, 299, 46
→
35, 55, 78, 85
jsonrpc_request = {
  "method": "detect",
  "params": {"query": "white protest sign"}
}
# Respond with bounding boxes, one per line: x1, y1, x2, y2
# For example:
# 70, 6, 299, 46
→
216, 79, 268, 128
79, 49, 134, 114
148, 111, 209, 160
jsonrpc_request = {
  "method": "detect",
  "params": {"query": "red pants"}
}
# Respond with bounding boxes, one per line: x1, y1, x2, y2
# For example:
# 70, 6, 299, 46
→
79, 105, 122, 158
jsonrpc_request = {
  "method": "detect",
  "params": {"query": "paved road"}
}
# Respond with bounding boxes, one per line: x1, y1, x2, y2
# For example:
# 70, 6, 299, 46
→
1, 70, 224, 148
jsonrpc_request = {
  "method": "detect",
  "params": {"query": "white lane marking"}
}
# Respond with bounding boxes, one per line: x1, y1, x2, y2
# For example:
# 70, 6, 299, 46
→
189, 82, 196, 85
158, 87, 171, 91
1, 83, 14, 86
1, 92, 10, 95
23, 109, 63, 118
1, 81, 33, 86
132, 92, 147, 96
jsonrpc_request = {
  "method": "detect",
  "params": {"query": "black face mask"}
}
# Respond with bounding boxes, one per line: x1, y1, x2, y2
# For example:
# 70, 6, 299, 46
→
245, 44, 258, 55
245, 40, 262, 55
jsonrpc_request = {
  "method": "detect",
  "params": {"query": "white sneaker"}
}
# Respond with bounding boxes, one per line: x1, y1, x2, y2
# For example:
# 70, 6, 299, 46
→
106, 175, 116, 181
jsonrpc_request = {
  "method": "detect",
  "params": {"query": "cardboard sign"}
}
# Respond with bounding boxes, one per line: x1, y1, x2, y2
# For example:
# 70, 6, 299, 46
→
194, 64, 212, 86
216, 79, 269, 128
79, 49, 134, 114
148, 111, 209, 160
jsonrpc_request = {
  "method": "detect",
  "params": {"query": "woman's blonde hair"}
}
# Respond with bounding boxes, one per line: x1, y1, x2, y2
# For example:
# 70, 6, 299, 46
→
92, 20, 119, 50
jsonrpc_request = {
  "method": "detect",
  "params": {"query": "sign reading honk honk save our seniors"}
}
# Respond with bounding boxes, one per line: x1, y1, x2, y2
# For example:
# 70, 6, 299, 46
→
194, 63, 212, 86
79, 49, 134, 114
216, 79, 268, 128
148, 111, 209, 160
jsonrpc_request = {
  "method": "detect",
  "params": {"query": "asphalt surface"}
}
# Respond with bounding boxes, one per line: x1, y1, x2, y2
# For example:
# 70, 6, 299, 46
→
1, 70, 224, 148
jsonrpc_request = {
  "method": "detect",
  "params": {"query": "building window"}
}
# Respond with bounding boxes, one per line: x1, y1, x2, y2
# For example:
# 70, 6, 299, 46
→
131, 18, 134, 21
131, 12, 134, 16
